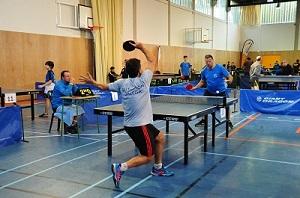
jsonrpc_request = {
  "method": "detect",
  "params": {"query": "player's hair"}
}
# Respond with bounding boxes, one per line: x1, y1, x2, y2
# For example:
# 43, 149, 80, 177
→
183, 55, 188, 58
45, 61, 54, 69
125, 58, 141, 78
61, 70, 70, 79
205, 54, 214, 59
110, 66, 115, 70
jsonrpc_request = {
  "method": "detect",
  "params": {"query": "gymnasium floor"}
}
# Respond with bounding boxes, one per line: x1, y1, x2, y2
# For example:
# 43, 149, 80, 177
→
1, 104, 300, 198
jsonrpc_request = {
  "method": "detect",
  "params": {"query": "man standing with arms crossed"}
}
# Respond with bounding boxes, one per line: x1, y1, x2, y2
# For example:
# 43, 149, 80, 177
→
80, 42, 174, 188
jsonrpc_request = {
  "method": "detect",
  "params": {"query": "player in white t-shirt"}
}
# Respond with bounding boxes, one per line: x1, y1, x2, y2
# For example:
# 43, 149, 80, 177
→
79, 42, 174, 188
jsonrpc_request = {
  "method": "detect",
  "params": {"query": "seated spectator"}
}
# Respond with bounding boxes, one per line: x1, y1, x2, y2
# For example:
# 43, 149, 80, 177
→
293, 59, 300, 75
51, 70, 85, 134
280, 60, 293, 75
273, 60, 281, 75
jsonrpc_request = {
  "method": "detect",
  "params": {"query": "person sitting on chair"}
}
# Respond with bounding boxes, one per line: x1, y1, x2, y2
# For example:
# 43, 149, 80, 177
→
51, 70, 84, 134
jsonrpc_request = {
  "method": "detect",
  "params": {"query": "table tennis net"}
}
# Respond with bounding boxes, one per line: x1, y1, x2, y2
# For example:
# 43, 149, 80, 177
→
150, 94, 226, 106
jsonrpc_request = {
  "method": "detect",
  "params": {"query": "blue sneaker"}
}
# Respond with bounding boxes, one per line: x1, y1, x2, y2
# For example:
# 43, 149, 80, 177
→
151, 166, 174, 177
111, 163, 123, 188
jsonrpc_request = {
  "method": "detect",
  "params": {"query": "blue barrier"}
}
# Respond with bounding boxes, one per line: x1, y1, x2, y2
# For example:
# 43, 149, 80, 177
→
0, 106, 22, 147
240, 89, 300, 115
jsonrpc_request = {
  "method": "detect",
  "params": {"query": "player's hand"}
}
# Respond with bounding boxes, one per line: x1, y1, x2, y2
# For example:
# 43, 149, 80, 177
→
70, 77, 76, 84
132, 42, 143, 50
79, 73, 97, 85
190, 86, 197, 90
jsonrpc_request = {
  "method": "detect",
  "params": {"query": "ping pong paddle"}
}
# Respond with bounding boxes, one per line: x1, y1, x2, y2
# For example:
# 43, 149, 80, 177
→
186, 84, 193, 90
123, 40, 136, 51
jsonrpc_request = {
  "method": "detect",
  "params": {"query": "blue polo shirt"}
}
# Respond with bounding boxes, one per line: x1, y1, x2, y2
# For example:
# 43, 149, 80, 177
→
51, 80, 78, 109
180, 62, 192, 76
201, 64, 229, 94
45, 70, 55, 82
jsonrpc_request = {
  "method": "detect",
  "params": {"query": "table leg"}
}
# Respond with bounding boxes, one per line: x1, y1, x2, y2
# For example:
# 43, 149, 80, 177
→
166, 120, 169, 134
30, 94, 34, 121
108, 115, 112, 156
226, 106, 230, 138
61, 104, 64, 136
204, 115, 208, 152
211, 112, 216, 147
1, 94, 4, 107
184, 121, 188, 165
96, 99, 100, 133
76, 104, 79, 139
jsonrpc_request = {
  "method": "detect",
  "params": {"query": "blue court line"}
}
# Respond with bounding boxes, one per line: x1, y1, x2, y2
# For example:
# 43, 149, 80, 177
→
114, 113, 253, 198
68, 112, 246, 198
0, 138, 133, 190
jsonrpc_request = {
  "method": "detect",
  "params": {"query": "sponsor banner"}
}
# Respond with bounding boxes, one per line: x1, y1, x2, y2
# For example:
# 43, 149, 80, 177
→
240, 89, 300, 115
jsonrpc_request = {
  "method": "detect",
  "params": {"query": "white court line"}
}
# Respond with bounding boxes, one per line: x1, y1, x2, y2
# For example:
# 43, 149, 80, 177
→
0, 119, 175, 191
267, 117, 278, 119
0, 132, 127, 177
113, 113, 252, 198
26, 135, 61, 139
68, 122, 184, 198
69, 112, 245, 198
0, 139, 133, 191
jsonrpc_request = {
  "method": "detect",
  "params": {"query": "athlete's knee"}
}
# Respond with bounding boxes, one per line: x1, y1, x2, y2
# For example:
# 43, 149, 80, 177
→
156, 131, 165, 143
144, 155, 154, 163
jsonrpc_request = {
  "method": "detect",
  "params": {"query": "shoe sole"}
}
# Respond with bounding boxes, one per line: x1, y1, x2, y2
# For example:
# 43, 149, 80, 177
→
151, 171, 174, 177
111, 164, 119, 188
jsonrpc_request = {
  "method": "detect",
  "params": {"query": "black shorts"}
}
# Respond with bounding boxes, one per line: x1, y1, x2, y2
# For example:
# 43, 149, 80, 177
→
204, 89, 227, 97
124, 124, 160, 157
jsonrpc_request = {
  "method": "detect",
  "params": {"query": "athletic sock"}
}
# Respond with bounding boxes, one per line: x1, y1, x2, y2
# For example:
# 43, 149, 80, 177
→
120, 163, 128, 171
153, 163, 162, 170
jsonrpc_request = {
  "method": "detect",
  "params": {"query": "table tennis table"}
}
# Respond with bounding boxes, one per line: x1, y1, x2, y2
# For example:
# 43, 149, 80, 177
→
258, 76, 300, 90
0, 88, 42, 120
94, 94, 238, 164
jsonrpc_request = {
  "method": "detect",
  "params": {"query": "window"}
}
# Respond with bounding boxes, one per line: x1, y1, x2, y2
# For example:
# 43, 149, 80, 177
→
170, 0, 193, 9
195, 0, 212, 16
228, 7, 240, 24
261, 1, 297, 24
214, 0, 227, 20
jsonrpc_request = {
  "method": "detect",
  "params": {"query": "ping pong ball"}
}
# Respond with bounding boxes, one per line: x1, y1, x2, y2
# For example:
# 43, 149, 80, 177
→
216, 91, 219, 94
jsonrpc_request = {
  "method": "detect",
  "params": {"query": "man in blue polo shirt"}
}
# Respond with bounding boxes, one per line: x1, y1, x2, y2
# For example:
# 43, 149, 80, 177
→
191, 54, 233, 126
180, 55, 192, 80
51, 70, 84, 133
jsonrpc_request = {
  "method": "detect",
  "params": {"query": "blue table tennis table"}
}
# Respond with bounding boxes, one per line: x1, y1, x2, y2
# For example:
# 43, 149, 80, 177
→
0, 88, 42, 120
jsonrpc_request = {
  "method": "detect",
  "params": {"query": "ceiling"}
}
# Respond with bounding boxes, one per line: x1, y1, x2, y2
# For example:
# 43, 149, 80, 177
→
228, 0, 297, 7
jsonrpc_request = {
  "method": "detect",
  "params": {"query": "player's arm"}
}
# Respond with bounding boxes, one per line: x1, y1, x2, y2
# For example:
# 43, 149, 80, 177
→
39, 80, 53, 88
134, 42, 156, 72
191, 80, 205, 90
79, 73, 109, 90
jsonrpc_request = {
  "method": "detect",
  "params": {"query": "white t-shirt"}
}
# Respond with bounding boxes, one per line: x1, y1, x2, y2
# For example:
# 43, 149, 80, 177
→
108, 69, 153, 127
